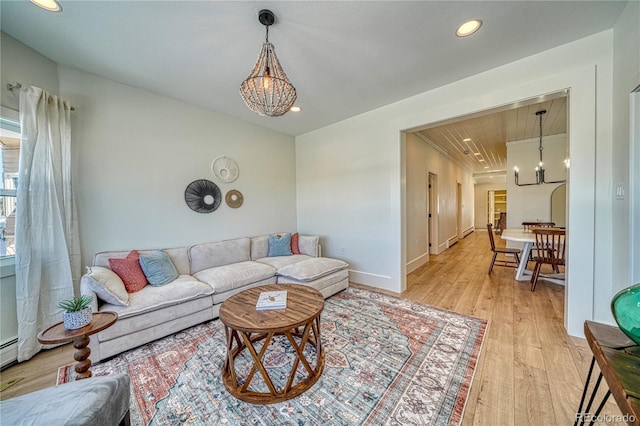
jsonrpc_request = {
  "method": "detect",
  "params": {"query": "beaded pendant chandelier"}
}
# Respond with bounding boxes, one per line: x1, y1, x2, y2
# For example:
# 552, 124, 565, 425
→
239, 9, 297, 117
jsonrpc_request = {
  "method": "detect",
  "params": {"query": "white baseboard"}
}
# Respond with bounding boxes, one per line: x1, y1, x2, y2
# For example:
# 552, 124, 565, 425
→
407, 252, 429, 274
463, 226, 475, 237
348, 270, 394, 291
446, 235, 459, 248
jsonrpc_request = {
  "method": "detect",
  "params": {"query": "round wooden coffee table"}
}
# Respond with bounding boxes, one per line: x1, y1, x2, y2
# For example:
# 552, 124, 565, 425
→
219, 284, 325, 404
37, 311, 118, 380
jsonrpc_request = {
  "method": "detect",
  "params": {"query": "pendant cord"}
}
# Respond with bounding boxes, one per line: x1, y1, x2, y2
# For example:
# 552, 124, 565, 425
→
539, 111, 543, 164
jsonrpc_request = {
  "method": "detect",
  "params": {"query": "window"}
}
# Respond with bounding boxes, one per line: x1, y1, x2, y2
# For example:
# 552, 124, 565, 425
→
0, 108, 20, 258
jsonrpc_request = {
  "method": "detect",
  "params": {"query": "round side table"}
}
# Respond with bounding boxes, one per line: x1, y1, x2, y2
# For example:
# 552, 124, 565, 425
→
37, 311, 118, 380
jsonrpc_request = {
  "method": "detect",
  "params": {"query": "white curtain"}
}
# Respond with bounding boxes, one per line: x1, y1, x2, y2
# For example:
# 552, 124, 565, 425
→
16, 86, 80, 362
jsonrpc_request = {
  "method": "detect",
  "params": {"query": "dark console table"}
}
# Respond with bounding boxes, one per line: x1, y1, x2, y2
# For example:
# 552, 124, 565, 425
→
575, 321, 640, 425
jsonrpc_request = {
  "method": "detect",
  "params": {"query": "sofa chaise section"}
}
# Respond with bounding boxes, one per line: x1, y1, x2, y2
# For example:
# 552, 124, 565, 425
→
250, 235, 349, 297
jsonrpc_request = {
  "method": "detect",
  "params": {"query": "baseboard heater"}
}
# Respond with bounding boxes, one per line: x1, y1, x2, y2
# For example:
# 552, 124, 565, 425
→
462, 226, 474, 238
1, 337, 18, 370
446, 235, 459, 248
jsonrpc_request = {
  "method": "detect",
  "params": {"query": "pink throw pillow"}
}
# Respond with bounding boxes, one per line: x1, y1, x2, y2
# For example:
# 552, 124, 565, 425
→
291, 232, 301, 254
109, 250, 148, 293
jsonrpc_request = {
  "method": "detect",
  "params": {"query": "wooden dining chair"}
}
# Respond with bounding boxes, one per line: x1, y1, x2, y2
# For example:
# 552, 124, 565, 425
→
487, 223, 521, 275
522, 222, 556, 262
530, 228, 566, 291
522, 221, 555, 231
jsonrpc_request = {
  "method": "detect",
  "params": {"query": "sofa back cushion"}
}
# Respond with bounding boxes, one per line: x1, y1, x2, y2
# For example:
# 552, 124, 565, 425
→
251, 234, 319, 259
189, 237, 250, 274
93, 247, 191, 276
298, 235, 320, 257
250, 236, 269, 260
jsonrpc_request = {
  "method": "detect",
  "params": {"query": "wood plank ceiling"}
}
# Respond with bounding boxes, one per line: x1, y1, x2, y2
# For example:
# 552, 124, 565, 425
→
414, 95, 567, 176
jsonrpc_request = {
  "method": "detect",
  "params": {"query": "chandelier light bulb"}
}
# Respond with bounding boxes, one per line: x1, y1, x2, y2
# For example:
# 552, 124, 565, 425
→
263, 74, 271, 91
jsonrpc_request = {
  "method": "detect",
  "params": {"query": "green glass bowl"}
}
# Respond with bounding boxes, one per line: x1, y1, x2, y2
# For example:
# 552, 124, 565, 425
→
610, 283, 640, 346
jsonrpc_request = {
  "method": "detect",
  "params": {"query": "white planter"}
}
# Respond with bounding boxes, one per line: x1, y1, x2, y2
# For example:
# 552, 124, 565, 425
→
62, 307, 92, 330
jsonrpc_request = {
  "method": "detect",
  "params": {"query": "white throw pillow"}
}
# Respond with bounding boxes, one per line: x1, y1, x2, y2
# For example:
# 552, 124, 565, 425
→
84, 266, 129, 306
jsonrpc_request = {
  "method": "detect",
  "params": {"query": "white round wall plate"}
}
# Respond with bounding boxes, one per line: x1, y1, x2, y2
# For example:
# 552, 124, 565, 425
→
212, 156, 239, 183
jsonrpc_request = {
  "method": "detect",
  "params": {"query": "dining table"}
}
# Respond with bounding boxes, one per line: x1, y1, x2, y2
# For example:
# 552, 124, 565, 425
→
500, 228, 565, 285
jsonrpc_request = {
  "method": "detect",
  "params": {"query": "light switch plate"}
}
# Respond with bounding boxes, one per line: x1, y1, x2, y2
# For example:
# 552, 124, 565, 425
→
616, 183, 625, 200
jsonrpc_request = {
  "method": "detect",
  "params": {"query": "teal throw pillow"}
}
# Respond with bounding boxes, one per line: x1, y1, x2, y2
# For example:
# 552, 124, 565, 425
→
139, 250, 179, 286
268, 233, 293, 257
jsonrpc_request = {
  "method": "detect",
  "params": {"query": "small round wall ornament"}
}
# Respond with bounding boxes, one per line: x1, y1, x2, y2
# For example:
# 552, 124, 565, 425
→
212, 156, 239, 183
184, 179, 221, 213
225, 189, 244, 208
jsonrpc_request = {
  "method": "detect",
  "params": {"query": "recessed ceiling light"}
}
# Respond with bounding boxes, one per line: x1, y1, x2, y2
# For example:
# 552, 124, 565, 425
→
456, 19, 482, 37
290, 106, 301, 112
478, 159, 485, 162
30, 0, 62, 11
462, 138, 472, 142
473, 152, 481, 156
484, 166, 490, 169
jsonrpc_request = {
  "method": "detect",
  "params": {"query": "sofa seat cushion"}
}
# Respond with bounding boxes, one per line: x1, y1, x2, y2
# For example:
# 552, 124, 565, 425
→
276, 269, 349, 297
97, 295, 213, 343
98, 275, 214, 320
194, 261, 276, 294
277, 257, 349, 282
256, 254, 312, 270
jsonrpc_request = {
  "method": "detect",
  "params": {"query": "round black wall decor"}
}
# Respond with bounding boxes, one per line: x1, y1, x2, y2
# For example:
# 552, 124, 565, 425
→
184, 179, 221, 213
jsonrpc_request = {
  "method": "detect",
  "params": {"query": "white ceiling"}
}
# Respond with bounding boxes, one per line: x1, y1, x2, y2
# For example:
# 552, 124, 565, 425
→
1, 1, 626, 138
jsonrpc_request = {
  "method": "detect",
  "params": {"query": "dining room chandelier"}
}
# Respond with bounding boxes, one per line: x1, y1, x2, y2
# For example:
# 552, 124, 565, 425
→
239, 9, 297, 117
513, 109, 567, 186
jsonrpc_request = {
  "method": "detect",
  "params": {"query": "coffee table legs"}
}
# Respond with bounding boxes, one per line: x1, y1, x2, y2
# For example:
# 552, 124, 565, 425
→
73, 336, 92, 380
222, 316, 324, 404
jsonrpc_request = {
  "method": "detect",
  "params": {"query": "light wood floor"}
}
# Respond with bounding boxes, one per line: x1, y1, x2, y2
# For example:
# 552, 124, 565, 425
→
0, 231, 623, 425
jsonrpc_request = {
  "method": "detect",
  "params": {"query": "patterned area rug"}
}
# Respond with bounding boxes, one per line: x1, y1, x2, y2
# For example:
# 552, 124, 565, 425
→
58, 287, 487, 425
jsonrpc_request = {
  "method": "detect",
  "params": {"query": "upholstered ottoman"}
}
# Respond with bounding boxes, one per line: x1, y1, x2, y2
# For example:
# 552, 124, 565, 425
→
0, 373, 130, 425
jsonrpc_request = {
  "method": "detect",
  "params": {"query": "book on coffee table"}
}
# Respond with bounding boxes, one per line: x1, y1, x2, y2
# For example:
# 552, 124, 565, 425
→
256, 290, 287, 310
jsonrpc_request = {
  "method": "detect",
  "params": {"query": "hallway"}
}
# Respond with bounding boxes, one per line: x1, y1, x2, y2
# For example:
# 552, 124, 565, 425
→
402, 230, 622, 425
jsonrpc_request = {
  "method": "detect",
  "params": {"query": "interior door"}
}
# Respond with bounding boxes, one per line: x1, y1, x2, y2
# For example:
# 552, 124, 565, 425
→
488, 190, 495, 227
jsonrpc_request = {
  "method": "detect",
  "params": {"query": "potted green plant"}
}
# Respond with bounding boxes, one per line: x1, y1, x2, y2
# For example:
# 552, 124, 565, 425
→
58, 295, 93, 330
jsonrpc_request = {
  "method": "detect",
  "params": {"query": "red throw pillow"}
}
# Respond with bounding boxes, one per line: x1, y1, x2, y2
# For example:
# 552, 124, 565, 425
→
291, 232, 301, 254
109, 250, 148, 293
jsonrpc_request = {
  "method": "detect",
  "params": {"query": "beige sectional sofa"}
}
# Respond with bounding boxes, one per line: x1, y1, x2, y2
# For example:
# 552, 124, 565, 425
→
80, 234, 349, 362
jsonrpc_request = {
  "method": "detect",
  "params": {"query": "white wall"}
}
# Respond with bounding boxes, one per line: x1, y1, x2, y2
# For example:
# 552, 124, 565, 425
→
296, 30, 615, 337
1, 31, 298, 281
612, 0, 640, 294
506, 134, 567, 228
405, 133, 474, 273
0, 33, 59, 111
57, 66, 297, 270
474, 182, 507, 230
